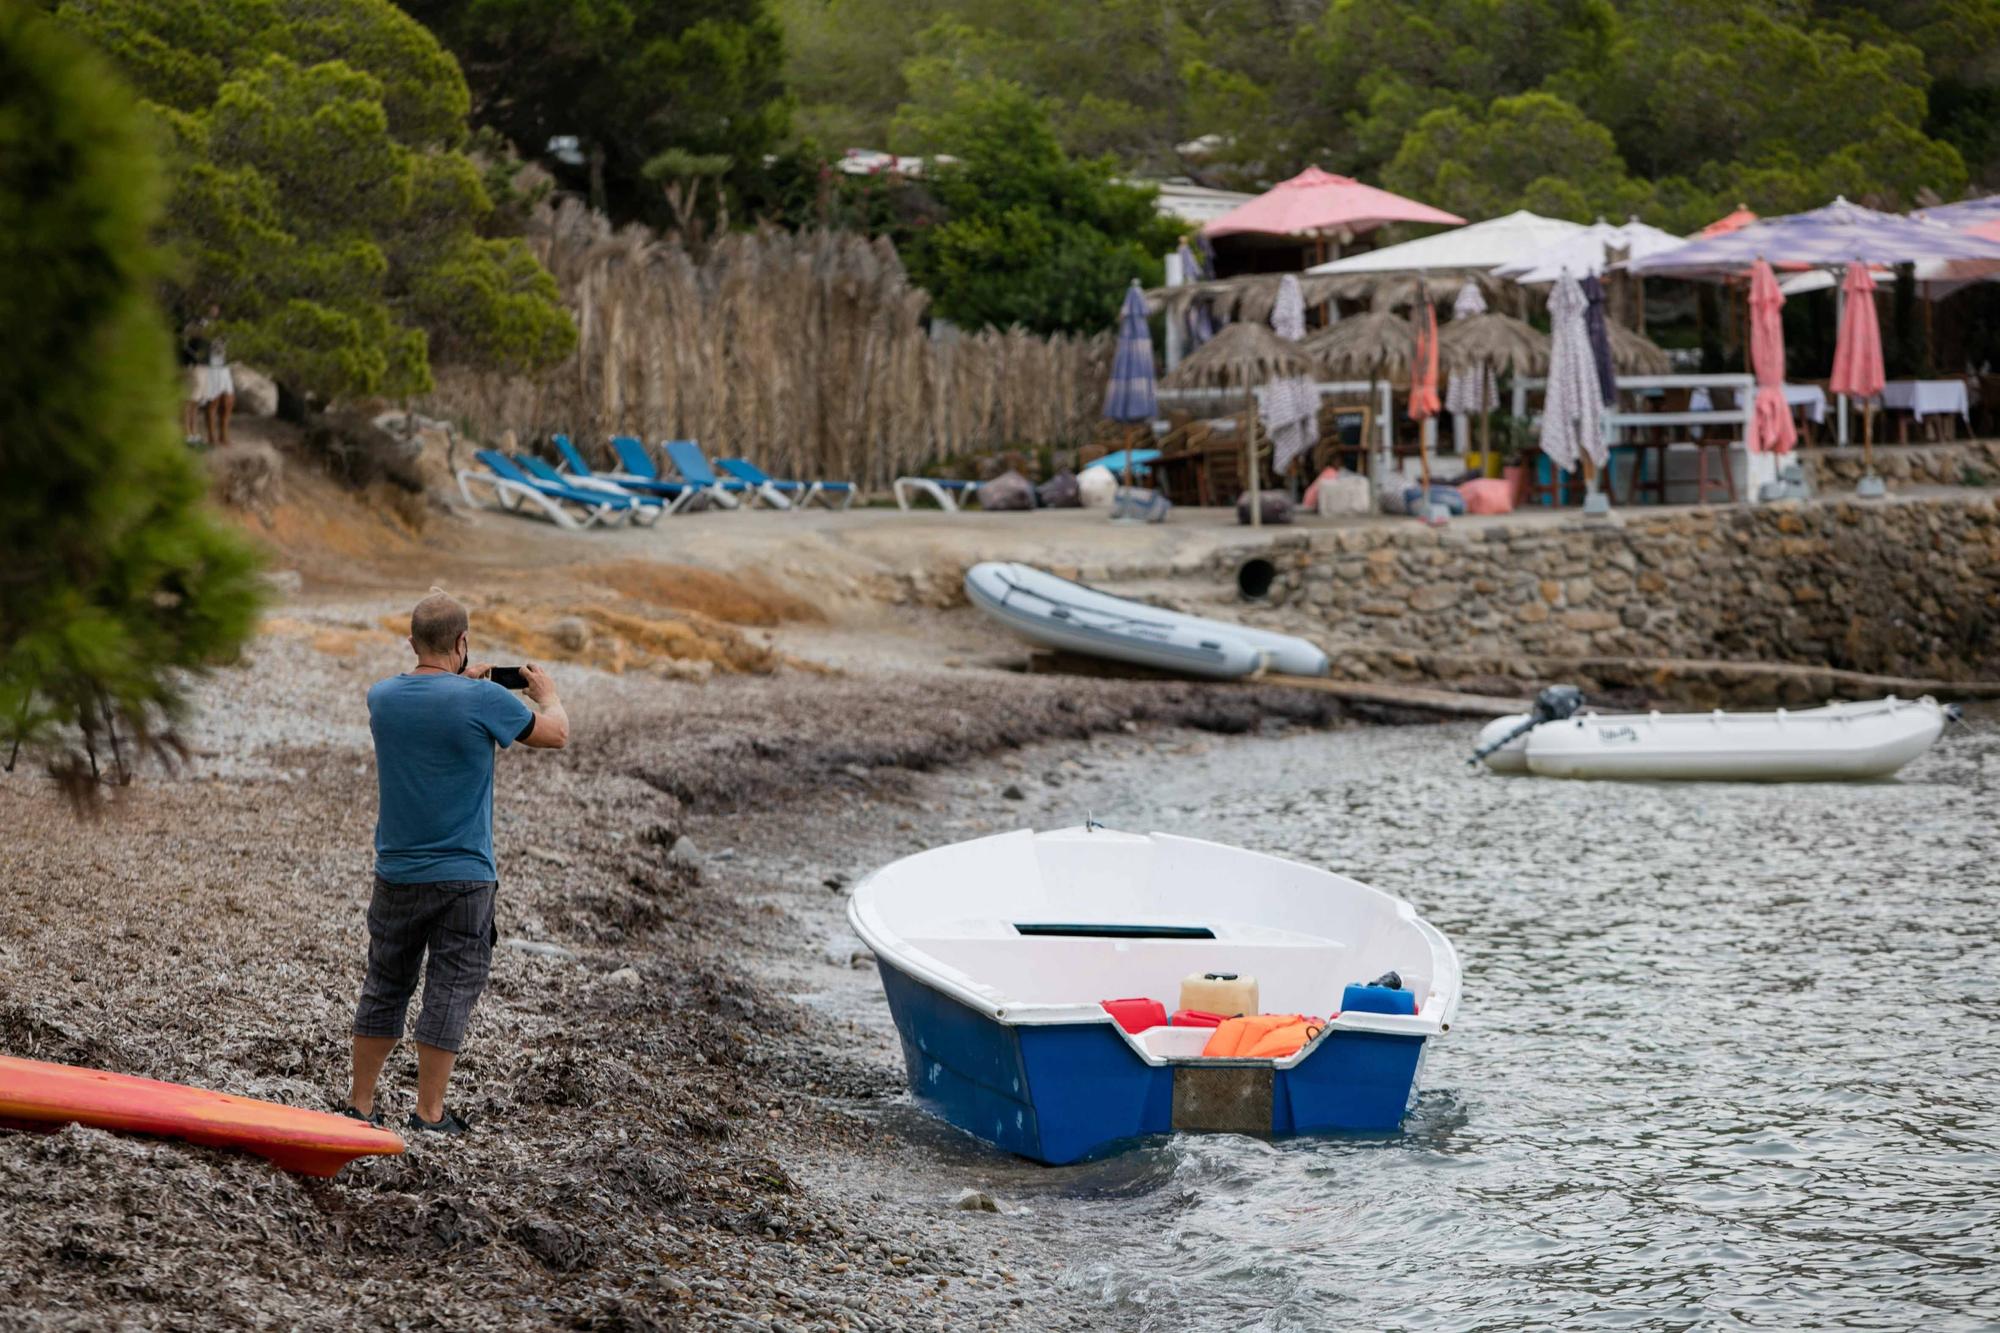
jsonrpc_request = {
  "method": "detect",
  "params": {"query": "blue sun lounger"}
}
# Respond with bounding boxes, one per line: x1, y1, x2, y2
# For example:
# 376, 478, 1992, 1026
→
717, 458, 856, 511
457, 450, 639, 529
609, 437, 741, 510
892, 476, 979, 512
515, 453, 662, 526
552, 435, 693, 513
661, 440, 769, 510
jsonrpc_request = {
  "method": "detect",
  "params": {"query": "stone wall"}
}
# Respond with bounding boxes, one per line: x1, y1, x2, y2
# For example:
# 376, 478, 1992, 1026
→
1250, 494, 2000, 686
1803, 440, 2000, 491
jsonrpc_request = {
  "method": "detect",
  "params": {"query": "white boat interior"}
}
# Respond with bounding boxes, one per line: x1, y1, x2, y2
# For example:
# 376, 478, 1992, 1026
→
849, 827, 1459, 1053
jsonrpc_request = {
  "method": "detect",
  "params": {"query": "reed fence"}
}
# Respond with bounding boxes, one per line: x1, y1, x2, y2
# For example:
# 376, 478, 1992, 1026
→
423, 200, 1113, 487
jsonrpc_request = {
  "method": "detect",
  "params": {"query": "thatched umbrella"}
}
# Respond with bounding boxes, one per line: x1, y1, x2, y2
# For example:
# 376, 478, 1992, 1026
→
1301, 309, 1419, 481
1606, 319, 1671, 374
1164, 322, 1314, 511
1439, 312, 1550, 458
1317, 269, 1503, 310
1302, 310, 1418, 379
1144, 272, 1347, 326
1438, 312, 1550, 378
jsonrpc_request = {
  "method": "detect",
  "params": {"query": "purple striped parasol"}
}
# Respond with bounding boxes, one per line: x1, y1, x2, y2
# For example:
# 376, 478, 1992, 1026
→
1628, 198, 2000, 276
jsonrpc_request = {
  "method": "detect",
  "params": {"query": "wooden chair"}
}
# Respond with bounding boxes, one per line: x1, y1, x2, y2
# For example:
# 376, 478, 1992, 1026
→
1305, 404, 1374, 478
1201, 438, 1247, 506
1978, 375, 2000, 437
1617, 442, 1667, 505
1691, 438, 1736, 504
1151, 449, 1205, 507
1522, 448, 1578, 506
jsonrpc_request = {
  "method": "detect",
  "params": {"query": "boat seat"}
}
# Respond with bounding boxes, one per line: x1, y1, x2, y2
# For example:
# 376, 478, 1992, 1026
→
905, 929, 1350, 1017
1134, 1026, 1212, 1059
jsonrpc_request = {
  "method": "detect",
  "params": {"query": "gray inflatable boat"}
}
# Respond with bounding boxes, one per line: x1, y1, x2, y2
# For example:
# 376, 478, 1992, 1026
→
965, 562, 1328, 679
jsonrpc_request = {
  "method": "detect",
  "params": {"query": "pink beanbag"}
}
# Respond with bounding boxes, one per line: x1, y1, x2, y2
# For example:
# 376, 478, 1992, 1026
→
1459, 477, 1515, 515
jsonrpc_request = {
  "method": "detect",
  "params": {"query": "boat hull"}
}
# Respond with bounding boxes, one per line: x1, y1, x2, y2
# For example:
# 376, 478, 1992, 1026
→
1482, 698, 1947, 781
1475, 714, 1532, 773
876, 957, 1427, 1165
965, 562, 1328, 679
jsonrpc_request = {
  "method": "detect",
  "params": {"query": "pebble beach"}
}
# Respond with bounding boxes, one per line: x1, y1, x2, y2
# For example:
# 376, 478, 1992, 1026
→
0, 569, 1365, 1331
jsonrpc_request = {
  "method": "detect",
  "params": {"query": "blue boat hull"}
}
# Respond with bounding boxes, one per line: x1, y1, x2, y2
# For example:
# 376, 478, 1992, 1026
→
876, 959, 1427, 1165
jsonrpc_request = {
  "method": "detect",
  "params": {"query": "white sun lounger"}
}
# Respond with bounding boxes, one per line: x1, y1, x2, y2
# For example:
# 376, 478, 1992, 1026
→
893, 477, 979, 512
554, 435, 698, 514
515, 453, 662, 526
456, 450, 637, 530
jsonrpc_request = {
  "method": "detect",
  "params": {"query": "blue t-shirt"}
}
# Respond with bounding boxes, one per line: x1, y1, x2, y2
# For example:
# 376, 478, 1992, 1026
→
368, 673, 536, 884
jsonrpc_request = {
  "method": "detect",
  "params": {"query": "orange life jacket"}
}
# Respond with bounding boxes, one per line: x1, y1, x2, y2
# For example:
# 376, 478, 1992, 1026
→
1199, 1013, 1324, 1060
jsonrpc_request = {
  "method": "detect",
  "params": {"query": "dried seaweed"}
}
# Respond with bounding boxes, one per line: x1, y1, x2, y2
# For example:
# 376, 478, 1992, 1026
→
0, 637, 1356, 1330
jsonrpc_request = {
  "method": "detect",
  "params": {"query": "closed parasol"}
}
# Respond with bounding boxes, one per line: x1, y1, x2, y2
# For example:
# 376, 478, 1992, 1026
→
1408, 287, 1442, 516
1175, 239, 1218, 351
1581, 276, 1617, 408
1828, 261, 1886, 492
1443, 282, 1497, 419
1539, 273, 1603, 475
1746, 260, 1797, 455
1259, 275, 1319, 479
1103, 280, 1159, 484
1103, 281, 1158, 424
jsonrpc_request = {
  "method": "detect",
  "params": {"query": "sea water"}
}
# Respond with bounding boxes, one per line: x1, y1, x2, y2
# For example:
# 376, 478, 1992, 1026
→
883, 714, 2000, 1331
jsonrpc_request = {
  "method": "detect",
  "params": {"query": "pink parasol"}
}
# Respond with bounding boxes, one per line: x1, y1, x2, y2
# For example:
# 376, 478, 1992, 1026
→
1829, 260, 1886, 481
1205, 166, 1463, 239
1409, 304, 1441, 422
1746, 260, 1797, 455
1701, 207, 1758, 237
1828, 262, 1884, 401
1408, 296, 1442, 512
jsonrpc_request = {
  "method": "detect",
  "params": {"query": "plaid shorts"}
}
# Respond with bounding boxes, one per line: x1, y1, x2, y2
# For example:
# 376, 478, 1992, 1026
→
352, 876, 497, 1054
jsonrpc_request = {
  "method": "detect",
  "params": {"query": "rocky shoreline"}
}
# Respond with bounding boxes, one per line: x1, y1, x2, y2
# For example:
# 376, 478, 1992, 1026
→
0, 610, 1375, 1332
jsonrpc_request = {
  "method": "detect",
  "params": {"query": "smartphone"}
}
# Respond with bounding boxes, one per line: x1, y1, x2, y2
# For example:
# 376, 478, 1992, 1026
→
489, 666, 529, 691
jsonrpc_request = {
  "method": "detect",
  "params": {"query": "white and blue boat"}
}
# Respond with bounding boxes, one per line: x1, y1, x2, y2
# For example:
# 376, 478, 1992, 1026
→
848, 826, 1461, 1165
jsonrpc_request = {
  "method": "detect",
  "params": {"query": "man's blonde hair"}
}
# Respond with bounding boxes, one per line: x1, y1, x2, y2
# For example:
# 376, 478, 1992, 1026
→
410, 588, 468, 657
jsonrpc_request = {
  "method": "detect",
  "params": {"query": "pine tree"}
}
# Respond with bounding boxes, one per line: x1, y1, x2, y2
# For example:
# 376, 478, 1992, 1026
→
0, 4, 263, 799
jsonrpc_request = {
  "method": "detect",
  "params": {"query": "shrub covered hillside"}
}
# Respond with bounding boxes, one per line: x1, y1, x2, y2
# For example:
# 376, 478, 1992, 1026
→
774, 0, 1996, 233
56, 0, 576, 407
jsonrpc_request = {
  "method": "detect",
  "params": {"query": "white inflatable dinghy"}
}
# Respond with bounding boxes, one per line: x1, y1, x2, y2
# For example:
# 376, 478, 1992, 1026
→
965, 562, 1328, 679
1475, 695, 1950, 781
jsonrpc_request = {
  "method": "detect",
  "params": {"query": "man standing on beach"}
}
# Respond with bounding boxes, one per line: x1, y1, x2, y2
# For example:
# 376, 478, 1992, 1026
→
346, 590, 569, 1134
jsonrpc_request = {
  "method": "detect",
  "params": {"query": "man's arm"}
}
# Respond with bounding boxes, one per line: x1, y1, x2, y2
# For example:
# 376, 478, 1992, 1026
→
517, 663, 569, 749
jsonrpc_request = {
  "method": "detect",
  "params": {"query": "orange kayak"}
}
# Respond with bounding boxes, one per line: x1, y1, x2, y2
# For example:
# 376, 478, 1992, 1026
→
0, 1055, 404, 1177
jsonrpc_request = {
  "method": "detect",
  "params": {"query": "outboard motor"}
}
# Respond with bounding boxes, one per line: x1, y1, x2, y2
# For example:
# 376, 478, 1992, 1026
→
1469, 684, 1586, 767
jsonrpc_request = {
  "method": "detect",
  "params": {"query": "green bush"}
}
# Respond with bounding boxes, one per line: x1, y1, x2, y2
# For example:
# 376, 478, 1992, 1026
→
895, 78, 1180, 336
57, 0, 575, 406
395, 0, 791, 231
0, 5, 262, 796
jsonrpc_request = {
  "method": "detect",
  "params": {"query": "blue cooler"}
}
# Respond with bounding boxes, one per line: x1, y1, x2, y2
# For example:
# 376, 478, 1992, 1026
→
1341, 982, 1418, 1016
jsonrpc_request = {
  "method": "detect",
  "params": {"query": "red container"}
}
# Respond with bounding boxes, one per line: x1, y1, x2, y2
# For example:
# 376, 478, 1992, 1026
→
1100, 998, 1166, 1034
1170, 1009, 1227, 1028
